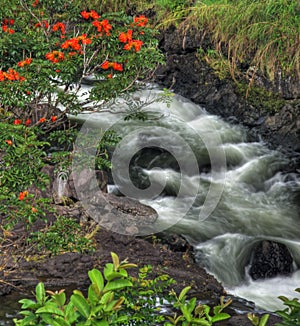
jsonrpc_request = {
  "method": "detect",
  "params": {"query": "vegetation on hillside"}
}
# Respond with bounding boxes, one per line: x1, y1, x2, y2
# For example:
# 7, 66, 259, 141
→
0, 0, 300, 324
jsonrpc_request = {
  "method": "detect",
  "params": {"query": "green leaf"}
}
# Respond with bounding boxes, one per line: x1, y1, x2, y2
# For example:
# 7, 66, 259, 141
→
211, 312, 231, 322
18, 299, 40, 310
103, 279, 133, 292
187, 298, 197, 314
36, 282, 46, 305
70, 294, 91, 319
36, 303, 64, 317
178, 286, 191, 302
111, 252, 120, 270
259, 314, 270, 326
52, 291, 66, 307
88, 269, 104, 293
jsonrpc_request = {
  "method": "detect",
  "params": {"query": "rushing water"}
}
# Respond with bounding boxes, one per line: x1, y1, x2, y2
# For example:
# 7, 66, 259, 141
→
2, 84, 300, 323
73, 84, 300, 312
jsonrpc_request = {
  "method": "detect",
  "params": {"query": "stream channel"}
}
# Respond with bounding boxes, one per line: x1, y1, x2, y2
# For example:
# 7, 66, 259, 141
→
1, 83, 300, 323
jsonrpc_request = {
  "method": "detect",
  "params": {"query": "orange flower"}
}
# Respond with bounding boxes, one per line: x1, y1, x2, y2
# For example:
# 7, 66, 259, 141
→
31, 207, 38, 213
32, 0, 39, 7
2, 25, 15, 34
52, 22, 66, 35
45, 51, 65, 63
61, 38, 81, 51
80, 10, 100, 20
92, 19, 112, 36
38, 117, 46, 123
133, 15, 148, 27
119, 30, 133, 43
123, 40, 143, 52
78, 34, 92, 45
24, 118, 31, 126
18, 58, 32, 67
112, 62, 123, 72
80, 11, 90, 20
35, 20, 49, 29
51, 115, 57, 122
101, 60, 110, 70
19, 191, 29, 201
14, 119, 22, 125
5, 140, 13, 146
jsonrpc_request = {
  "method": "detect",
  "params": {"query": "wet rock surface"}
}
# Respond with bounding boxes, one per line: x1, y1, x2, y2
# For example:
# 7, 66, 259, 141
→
249, 240, 294, 280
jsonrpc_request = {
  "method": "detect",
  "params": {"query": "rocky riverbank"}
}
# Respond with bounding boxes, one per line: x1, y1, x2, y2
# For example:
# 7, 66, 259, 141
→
0, 164, 282, 325
153, 25, 300, 170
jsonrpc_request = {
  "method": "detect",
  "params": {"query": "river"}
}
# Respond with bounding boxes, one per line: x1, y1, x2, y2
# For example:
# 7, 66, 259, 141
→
1, 84, 300, 323
73, 83, 300, 312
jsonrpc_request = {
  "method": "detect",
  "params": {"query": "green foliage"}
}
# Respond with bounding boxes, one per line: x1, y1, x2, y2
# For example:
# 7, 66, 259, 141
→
28, 215, 95, 256
275, 288, 300, 325
0, 0, 164, 117
248, 313, 270, 326
0, 121, 51, 228
14, 252, 137, 325
187, 0, 300, 83
164, 286, 231, 325
13, 253, 233, 326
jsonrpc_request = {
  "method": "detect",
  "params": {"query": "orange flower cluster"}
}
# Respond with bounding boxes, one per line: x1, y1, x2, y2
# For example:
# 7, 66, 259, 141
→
35, 20, 49, 29
52, 22, 66, 36
101, 60, 123, 72
12, 116, 57, 126
18, 58, 32, 67
61, 34, 92, 52
133, 15, 148, 27
92, 19, 112, 36
5, 140, 13, 146
2, 18, 15, 34
119, 29, 144, 52
19, 191, 29, 201
80, 10, 100, 20
0, 69, 25, 81
45, 50, 65, 63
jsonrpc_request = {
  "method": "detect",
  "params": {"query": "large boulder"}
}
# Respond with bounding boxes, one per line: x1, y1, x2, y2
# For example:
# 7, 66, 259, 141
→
249, 240, 294, 280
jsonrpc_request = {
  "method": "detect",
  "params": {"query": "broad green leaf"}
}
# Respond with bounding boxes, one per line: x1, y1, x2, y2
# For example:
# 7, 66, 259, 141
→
53, 291, 66, 307
103, 279, 133, 292
104, 270, 127, 281
88, 285, 100, 304
36, 303, 64, 317
64, 302, 78, 324
211, 312, 231, 322
36, 282, 46, 305
259, 314, 270, 326
189, 318, 211, 325
88, 269, 104, 293
70, 294, 91, 319
18, 299, 40, 309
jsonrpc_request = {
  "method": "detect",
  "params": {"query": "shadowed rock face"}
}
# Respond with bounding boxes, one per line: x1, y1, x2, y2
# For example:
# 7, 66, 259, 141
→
153, 26, 300, 170
249, 240, 294, 280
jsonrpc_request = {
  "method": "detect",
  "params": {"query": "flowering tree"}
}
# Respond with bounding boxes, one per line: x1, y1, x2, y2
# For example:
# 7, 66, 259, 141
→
0, 0, 164, 229
0, 0, 164, 125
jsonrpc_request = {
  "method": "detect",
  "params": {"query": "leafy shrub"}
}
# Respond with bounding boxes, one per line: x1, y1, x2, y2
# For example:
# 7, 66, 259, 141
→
28, 215, 95, 256
276, 288, 300, 326
14, 252, 232, 326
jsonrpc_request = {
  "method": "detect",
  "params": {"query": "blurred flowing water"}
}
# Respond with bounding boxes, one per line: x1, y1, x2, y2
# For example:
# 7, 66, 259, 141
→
1, 85, 300, 323
82, 84, 300, 312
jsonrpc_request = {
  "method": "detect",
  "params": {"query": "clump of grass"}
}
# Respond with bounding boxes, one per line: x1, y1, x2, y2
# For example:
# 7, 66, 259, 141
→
187, 0, 300, 83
